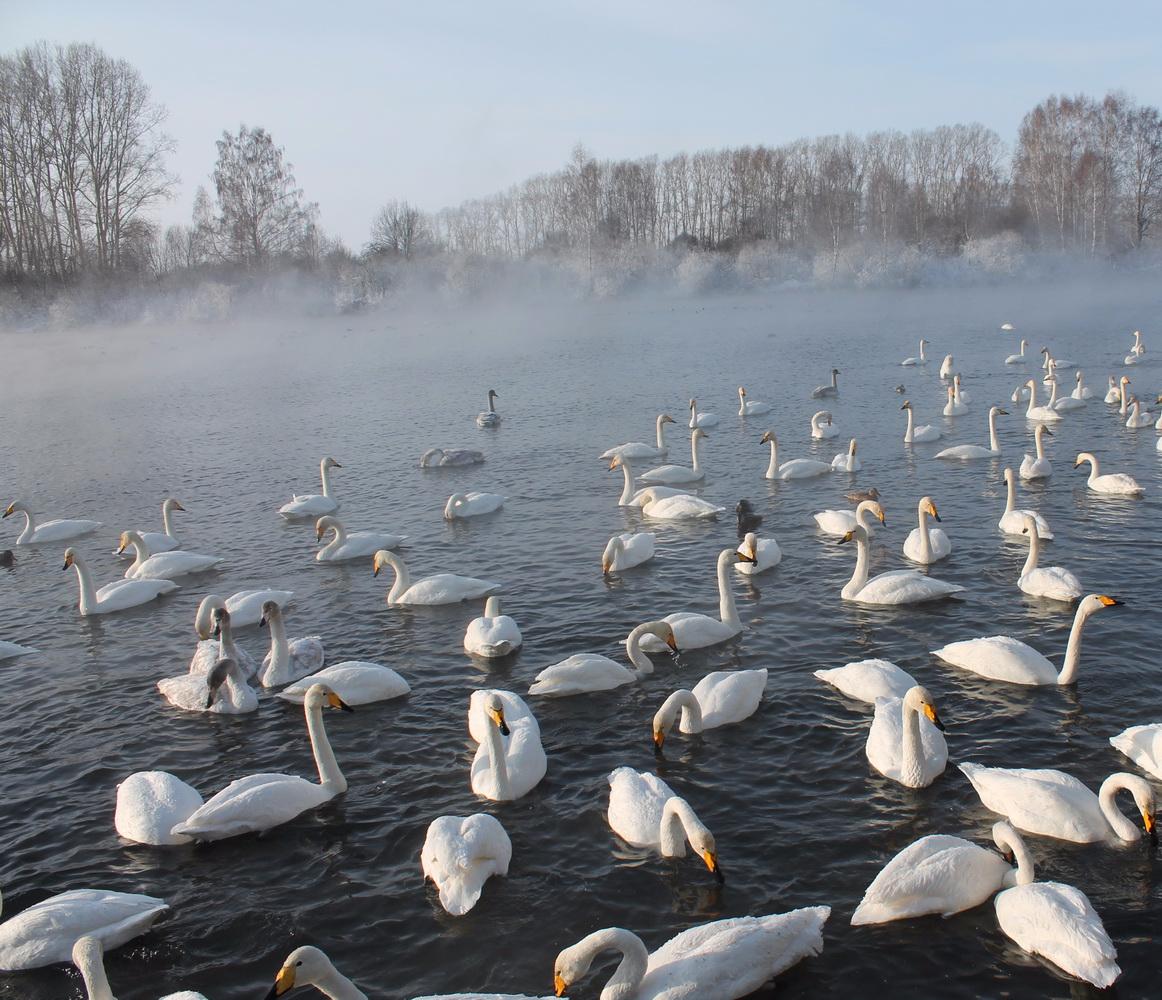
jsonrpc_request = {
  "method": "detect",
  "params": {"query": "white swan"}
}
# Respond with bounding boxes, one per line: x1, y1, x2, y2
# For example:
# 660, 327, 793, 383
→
865, 686, 947, 788
838, 525, 964, 604
814, 658, 916, 705
115, 498, 185, 555
734, 531, 780, 574
810, 410, 838, 439
188, 606, 257, 680
687, 398, 719, 429
941, 385, 965, 417
830, 438, 861, 472
278, 662, 410, 706
476, 388, 501, 428
0, 887, 168, 971
934, 405, 1006, 459
262, 947, 369, 999
601, 414, 675, 460
1125, 397, 1154, 428
638, 548, 752, 650
72, 935, 209, 1000
641, 491, 723, 520
932, 593, 1121, 685
999, 467, 1053, 538
278, 457, 341, 518
609, 454, 692, 507
959, 763, 1155, 845
901, 338, 928, 366
1074, 451, 1143, 496
607, 767, 723, 880
1051, 377, 1085, 412
1017, 514, 1081, 602
258, 600, 324, 687
553, 908, 830, 1000
1103, 375, 1121, 404
1071, 370, 1093, 399
114, 771, 204, 846
1124, 329, 1144, 365
812, 368, 839, 397
850, 820, 1023, 925
1000, 322, 1015, 330
1005, 339, 1028, 364
1041, 346, 1074, 370
421, 813, 511, 916
1020, 378, 1061, 422
419, 447, 483, 467
444, 491, 506, 519
939, 353, 954, 379
1019, 424, 1053, 480
372, 549, 499, 605
157, 656, 257, 714
737, 386, 771, 415
117, 531, 222, 581
528, 621, 675, 697
464, 596, 523, 657
315, 515, 404, 561
194, 590, 293, 637
638, 428, 707, 485
3, 500, 100, 544
954, 373, 972, 405
761, 431, 831, 479
602, 532, 656, 573
902, 496, 951, 564
651, 669, 767, 750
0, 640, 36, 660
901, 400, 941, 443
469, 690, 546, 801
1117, 375, 1132, 416
813, 499, 885, 537
1110, 724, 1162, 781
62, 548, 178, 615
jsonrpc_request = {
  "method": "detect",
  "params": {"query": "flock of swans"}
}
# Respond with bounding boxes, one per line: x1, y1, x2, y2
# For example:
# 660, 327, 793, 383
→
0, 338, 1159, 998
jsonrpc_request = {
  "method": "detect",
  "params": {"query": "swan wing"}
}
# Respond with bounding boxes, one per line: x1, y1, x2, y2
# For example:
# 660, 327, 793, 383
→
421, 814, 512, 916
813, 509, 856, 535
130, 551, 222, 580
225, 590, 293, 627
690, 669, 767, 728
638, 464, 702, 485
1109, 724, 1162, 781
171, 773, 331, 840
778, 459, 831, 478
402, 575, 500, 604
855, 570, 963, 605
136, 531, 180, 553
26, 518, 102, 543
528, 654, 632, 696
932, 636, 1056, 685
114, 771, 203, 846
643, 496, 722, 519
612, 532, 656, 570
1019, 567, 1083, 601
278, 662, 410, 706
279, 494, 338, 517
0, 640, 36, 660
814, 659, 916, 705
934, 445, 994, 459
157, 672, 214, 712
92, 578, 178, 611
601, 441, 662, 460
957, 764, 1106, 842
607, 766, 674, 846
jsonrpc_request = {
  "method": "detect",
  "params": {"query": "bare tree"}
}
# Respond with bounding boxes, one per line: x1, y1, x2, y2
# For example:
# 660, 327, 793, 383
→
367, 200, 431, 258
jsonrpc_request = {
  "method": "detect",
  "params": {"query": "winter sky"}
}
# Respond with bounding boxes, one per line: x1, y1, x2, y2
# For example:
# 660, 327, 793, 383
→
5, 0, 1161, 248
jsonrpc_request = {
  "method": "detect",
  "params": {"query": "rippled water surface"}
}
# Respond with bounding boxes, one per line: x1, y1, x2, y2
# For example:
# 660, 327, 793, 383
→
2, 282, 1161, 999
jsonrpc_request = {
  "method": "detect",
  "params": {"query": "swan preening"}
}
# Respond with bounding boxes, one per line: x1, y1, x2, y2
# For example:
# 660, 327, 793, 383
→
117, 530, 222, 580
3, 500, 100, 544
934, 405, 1006, 459
1074, 451, 1143, 496
601, 413, 675, 460
316, 515, 405, 560
602, 531, 656, 573
737, 385, 771, 415
372, 549, 499, 605
865, 685, 947, 788
810, 410, 837, 439
464, 596, 523, 657
639, 428, 707, 484
443, 491, 506, 519
421, 813, 511, 916
638, 548, 753, 650
116, 497, 184, 554
688, 398, 719, 428
476, 388, 501, 427
651, 669, 767, 750
838, 524, 964, 604
469, 690, 546, 801
419, 447, 484, 467
761, 430, 831, 479
278, 457, 341, 518
932, 593, 1120, 685
63, 547, 179, 615
734, 530, 780, 573
998, 468, 1053, 538
528, 621, 676, 696
902, 496, 951, 564
812, 368, 839, 397
1018, 423, 1052, 480
901, 400, 941, 443
1017, 514, 1082, 602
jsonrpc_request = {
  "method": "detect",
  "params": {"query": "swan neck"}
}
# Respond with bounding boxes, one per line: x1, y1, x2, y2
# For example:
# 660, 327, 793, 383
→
577, 929, 649, 1000
1021, 523, 1039, 577
900, 699, 924, 785
266, 610, 288, 672
319, 460, 333, 498
919, 339, 926, 361
161, 502, 175, 537
843, 531, 870, 597
483, 715, 511, 799
1098, 776, 1144, 841
657, 689, 702, 736
1057, 600, 1094, 684
690, 433, 701, 473
13, 508, 34, 543
988, 408, 1000, 451
625, 624, 657, 674
75, 946, 115, 1000
716, 550, 739, 627
314, 969, 367, 1000
904, 406, 914, 441
618, 459, 634, 505
320, 519, 346, 556
997, 829, 1035, 886
655, 415, 667, 450
1024, 384, 1037, 418
382, 555, 409, 602
71, 555, 98, 614
1035, 426, 1045, 459
306, 698, 346, 792
1004, 473, 1015, 514
916, 504, 931, 561
660, 796, 707, 856
765, 438, 778, 478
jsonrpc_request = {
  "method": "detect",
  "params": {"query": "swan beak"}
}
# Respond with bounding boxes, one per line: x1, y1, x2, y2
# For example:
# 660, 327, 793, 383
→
258, 615, 267, 628
664, 632, 678, 651
1073, 460, 1082, 469
653, 728, 665, 753
602, 559, 612, 574
116, 540, 127, 554
332, 461, 344, 468
1143, 811, 1155, 836
930, 505, 941, 523
923, 704, 946, 732
2, 503, 13, 518
735, 550, 757, 564
489, 707, 509, 736
266, 964, 296, 998
1097, 595, 1122, 607
702, 849, 723, 880
372, 560, 381, 577
172, 501, 186, 511
997, 408, 1009, 416
837, 531, 853, 545
554, 973, 568, 997
327, 692, 354, 713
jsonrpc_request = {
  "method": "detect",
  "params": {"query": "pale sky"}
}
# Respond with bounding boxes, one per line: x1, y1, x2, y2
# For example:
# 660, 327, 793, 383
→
4, 0, 1161, 249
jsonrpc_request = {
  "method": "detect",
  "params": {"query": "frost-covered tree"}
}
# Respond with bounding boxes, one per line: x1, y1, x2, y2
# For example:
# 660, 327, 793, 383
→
367, 200, 432, 259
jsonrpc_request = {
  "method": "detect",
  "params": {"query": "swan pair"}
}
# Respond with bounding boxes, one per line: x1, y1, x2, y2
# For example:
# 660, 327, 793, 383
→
3, 500, 100, 544
900, 400, 941, 443
476, 388, 501, 427
62, 548, 178, 615
1074, 452, 1143, 496
528, 621, 676, 696
602, 531, 656, 573
464, 596, 523, 657
315, 515, 405, 560
116, 530, 222, 581
651, 669, 767, 750
1017, 514, 1081, 601
934, 406, 1006, 459
600, 413, 675, 460
279, 457, 341, 518
468, 690, 546, 801
761, 431, 830, 479
638, 428, 708, 485
737, 385, 771, 415
372, 549, 499, 604
838, 524, 964, 604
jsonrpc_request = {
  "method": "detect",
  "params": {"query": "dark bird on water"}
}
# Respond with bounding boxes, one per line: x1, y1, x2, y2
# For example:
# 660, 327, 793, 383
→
845, 487, 880, 504
736, 499, 763, 537
0, 550, 14, 568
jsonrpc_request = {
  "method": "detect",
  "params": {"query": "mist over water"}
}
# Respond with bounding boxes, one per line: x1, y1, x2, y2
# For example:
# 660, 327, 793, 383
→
1, 277, 1161, 998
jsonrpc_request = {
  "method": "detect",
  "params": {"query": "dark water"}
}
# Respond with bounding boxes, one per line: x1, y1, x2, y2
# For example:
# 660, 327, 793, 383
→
1, 281, 1161, 1000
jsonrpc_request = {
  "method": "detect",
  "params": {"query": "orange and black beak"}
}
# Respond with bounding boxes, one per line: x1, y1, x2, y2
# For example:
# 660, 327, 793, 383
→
264, 964, 296, 998
327, 691, 354, 713
554, 972, 568, 997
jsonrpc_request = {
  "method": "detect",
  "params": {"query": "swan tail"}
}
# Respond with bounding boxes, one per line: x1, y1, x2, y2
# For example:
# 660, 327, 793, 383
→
481, 640, 514, 657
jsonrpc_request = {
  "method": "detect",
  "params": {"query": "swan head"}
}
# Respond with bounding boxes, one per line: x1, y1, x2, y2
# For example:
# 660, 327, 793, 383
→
991, 820, 1023, 864
1019, 512, 1038, 536
903, 685, 944, 731
315, 515, 339, 540
487, 388, 498, 399
1121, 375, 1131, 387
608, 454, 626, 471
1073, 451, 1096, 469
265, 945, 342, 998
920, 496, 941, 522
371, 549, 401, 577
691, 428, 708, 442
738, 386, 747, 397
443, 494, 466, 520
602, 535, 624, 573
212, 606, 232, 636
660, 413, 675, 424
738, 532, 759, 562
900, 399, 912, 410
205, 657, 238, 708
322, 456, 342, 470
836, 525, 868, 546
162, 498, 185, 513
760, 430, 776, 445
832, 368, 840, 375
483, 692, 510, 736
304, 683, 353, 713
991, 405, 1009, 418
644, 621, 678, 652
1, 500, 24, 519
1101, 773, 1156, 841
115, 530, 141, 555
62, 547, 78, 570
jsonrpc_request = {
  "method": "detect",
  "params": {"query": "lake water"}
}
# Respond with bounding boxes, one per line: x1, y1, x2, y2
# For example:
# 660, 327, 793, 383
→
1, 278, 1160, 999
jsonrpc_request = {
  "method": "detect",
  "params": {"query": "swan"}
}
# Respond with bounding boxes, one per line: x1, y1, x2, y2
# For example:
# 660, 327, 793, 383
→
641, 491, 723, 520
419, 447, 484, 467
638, 428, 707, 485
114, 771, 204, 846
865, 686, 947, 787
687, 398, 719, 429
528, 621, 676, 697
761, 431, 831, 479
117, 531, 222, 581
476, 388, 501, 427
942, 385, 966, 417
552, 908, 830, 1000
601, 414, 675, 461
838, 525, 964, 604
931, 593, 1121, 685
959, 763, 1155, 845
1074, 451, 1143, 496
1117, 375, 1132, 416
1020, 379, 1061, 422
812, 368, 839, 398
850, 820, 1023, 925
953, 373, 972, 405
638, 548, 752, 651
315, 515, 405, 561
170, 683, 352, 841
609, 454, 688, 506
993, 840, 1121, 989
1017, 514, 1081, 602
188, 606, 257, 680
444, 491, 506, 519
813, 499, 885, 537
1124, 329, 1144, 365
115, 498, 184, 555
0, 887, 168, 971
810, 410, 838, 439
1051, 378, 1085, 412
72, 935, 209, 1000
1110, 724, 1162, 781
1018, 424, 1053, 480
734, 531, 781, 574
651, 669, 767, 750
939, 354, 954, 379
469, 690, 546, 801
902, 496, 950, 564
258, 600, 324, 687
1000, 322, 1015, 330
999, 468, 1053, 538
3, 500, 100, 544
901, 338, 928, 366
602, 532, 656, 573
814, 658, 916, 704
737, 386, 771, 416
831, 438, 861, 472
278, 457, 341, 518
1005, 339, 1028, 364
0, 640, 36, 660
1041, 347, 1074, 370
1041, 357, 1061, 386
421, 813, 511, 916
157, 656, 257, 714
607, 767, 723, 881
1125, 397, 1154, 428
1103, 375, 1121, 404
934, 405, 1006, 459
464, 596, 523, 657
901, 400, 941, 443
278, 662, 410, 706
1070, 370, 1093, 400
62, 548, 178, 615
194, 590, 293, 637
372, 549, 499, 605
